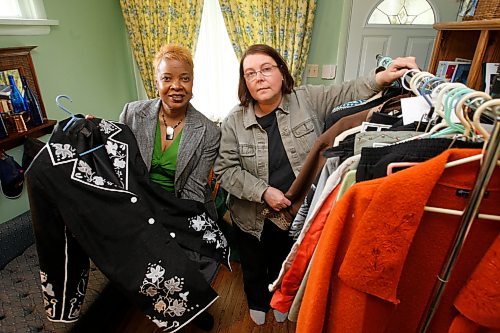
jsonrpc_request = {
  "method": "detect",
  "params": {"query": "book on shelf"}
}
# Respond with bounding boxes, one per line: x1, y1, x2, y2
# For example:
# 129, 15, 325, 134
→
435, 60, 471, 82
451, 63, 471, 84
484, 62, 500, 97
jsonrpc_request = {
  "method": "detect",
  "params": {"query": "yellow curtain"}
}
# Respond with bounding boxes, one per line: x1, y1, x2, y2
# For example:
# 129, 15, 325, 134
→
120, 0, 204, 98
219, 0, 316, 85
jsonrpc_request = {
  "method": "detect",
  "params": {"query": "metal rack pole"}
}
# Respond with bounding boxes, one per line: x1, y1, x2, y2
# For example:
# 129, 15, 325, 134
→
418, 108, 500, 333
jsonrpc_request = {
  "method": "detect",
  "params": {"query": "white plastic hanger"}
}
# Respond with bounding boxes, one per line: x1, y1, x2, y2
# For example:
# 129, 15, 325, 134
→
455, 91, 491, 140
473, 99, 500, 140
333, 125, 363, 147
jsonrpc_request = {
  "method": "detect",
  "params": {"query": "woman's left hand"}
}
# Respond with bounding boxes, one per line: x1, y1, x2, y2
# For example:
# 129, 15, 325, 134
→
375, 56, 419, 86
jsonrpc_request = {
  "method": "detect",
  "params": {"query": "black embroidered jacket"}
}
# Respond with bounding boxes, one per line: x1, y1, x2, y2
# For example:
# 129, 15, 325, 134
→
26, 118, 229, 332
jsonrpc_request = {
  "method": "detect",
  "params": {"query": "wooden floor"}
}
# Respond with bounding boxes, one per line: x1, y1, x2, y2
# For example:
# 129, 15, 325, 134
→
109, 262, 296, 333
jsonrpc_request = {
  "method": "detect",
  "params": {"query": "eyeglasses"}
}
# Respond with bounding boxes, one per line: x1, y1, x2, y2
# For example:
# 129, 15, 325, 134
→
243, 65, 279, 82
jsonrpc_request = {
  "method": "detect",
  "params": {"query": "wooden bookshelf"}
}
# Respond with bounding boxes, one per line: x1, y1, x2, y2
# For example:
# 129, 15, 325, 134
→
428, 18, 500, 90
0, 119, 55, 151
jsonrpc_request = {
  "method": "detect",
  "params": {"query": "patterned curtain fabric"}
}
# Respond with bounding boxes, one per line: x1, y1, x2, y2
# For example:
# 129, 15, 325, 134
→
218, 0, 317, 85
120, 0, 204, 98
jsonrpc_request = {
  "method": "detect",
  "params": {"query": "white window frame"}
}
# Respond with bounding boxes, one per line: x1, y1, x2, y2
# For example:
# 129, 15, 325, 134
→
0, 0, 58, 35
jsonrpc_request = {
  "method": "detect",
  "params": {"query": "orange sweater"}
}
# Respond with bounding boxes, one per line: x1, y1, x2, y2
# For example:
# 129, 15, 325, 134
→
297, 149, 500, 333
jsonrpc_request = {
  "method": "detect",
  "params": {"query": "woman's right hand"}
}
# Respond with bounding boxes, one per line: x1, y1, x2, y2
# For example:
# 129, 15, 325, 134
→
262, 186, 291, 211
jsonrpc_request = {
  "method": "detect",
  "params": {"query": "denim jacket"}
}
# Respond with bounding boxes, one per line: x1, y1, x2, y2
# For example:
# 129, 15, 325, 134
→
214, 74, 382, 238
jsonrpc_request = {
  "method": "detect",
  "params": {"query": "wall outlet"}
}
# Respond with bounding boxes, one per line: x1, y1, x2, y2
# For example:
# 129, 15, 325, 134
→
306, 64, 319, 78
322, 64, 336, 80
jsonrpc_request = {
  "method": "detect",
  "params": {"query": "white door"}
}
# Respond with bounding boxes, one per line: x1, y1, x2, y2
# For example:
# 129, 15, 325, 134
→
343, 0, 461, 81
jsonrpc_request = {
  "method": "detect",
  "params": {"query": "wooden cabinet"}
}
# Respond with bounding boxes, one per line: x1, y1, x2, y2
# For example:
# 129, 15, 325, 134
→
0, 46, 55, 151
428, 18, 500, 91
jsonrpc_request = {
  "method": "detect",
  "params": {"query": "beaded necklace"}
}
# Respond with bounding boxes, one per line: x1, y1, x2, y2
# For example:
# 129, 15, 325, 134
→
162, 111, 184, 140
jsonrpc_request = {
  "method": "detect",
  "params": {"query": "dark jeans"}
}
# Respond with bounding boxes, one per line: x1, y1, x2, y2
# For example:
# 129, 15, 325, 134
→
233, 219, 294, 312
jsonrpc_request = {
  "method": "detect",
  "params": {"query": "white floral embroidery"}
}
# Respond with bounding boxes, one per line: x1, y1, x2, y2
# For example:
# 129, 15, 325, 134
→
105, 141, 118, 155
187, 212, 228, 252
99, 119, 115, 134
93, 176, 105, 186
51, 143, 76, 161
203, 230, 217, 243
146, 264, 165, 283
189, 215, 206, 232
151, 318, 179, 330
164, 277, 182, 294
140, 262, 195, 330
113, 158, 126, 169
39, 269, 88, 321
42, 283, 55, 297
167, 299, 186, 317
75, 160, 95, 182
103, 136, 127, 187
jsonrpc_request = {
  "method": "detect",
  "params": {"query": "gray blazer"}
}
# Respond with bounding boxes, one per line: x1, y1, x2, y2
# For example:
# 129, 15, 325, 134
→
119, 98, 221, 219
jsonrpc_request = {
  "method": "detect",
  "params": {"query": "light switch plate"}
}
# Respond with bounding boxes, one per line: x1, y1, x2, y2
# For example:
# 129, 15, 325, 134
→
322, 64, 336, 79
306, 64, 319, 78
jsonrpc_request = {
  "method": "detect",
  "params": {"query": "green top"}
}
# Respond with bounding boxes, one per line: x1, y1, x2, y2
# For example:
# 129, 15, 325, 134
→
150, 120, 182, 192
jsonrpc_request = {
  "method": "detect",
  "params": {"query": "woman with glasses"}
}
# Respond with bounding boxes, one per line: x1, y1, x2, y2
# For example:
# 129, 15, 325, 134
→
214, 44, 418, 325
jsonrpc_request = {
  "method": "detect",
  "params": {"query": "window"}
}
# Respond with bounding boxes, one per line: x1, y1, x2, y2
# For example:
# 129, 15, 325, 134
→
0, 0, 58, 35
0, 0, 47, 19
1, 0, 23, 18
191, 0, 239, 122
367, 0, 435, 25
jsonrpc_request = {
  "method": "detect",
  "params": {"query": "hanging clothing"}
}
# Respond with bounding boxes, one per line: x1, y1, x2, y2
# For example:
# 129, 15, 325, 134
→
282, 109, 371, 220
271, 184, 340, 313
297, 148, 499, 333
26, 118, 229, 332
271, 155, 360, 290
450, 235, 500, 332
356, 138, 483, 182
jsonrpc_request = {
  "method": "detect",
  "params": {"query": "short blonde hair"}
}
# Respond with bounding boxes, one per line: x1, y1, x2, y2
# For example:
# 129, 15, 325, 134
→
153, 44, 194, 74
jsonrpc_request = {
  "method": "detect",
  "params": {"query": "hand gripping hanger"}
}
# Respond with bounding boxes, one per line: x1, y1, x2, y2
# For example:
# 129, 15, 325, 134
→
418, 99, 500, 333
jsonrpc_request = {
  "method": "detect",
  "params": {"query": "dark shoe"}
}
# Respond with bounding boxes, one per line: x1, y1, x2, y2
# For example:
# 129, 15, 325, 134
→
0, 152, 24, 199
192, 311, 214, 331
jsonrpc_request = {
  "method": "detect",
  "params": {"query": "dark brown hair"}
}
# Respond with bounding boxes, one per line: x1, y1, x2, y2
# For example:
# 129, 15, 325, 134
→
238, 44, 294, 107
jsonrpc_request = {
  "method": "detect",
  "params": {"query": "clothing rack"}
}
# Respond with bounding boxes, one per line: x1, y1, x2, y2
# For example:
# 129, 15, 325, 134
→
418, 105, 500, 332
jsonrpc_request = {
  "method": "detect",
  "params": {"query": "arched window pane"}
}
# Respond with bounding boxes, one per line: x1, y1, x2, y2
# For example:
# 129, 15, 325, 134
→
369, 9, 391, 24
412, 9, 434, 24
368, 0, 435, 25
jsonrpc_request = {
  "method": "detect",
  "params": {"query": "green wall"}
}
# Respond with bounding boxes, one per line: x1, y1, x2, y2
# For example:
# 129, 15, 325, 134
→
306, 0, 349, 85
0, 0, 137, 223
